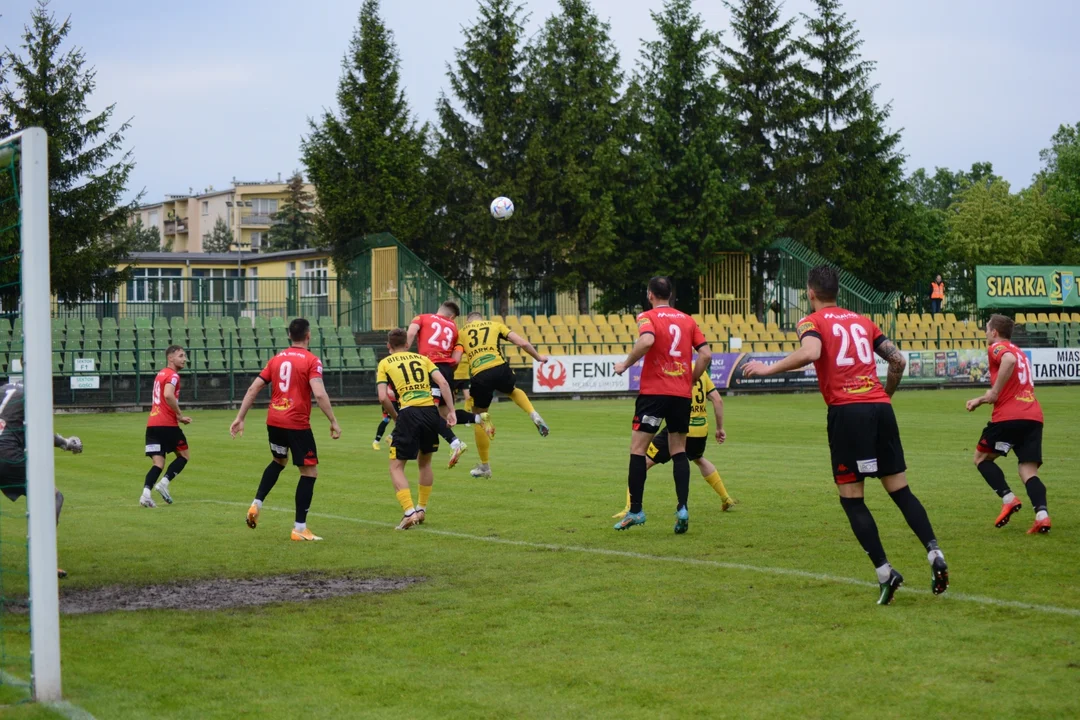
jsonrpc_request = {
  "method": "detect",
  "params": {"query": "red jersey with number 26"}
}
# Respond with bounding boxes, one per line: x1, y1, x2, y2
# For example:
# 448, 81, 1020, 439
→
636, 307, 707, 398
147, 368, 180, 427
797, 308, 890, 407
259, 347, 323, 430
413, 313, 459, 365
988, 341, 1042, 423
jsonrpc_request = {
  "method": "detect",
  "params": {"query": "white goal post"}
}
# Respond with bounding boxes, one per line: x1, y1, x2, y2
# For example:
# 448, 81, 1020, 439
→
2, 127, 62, 701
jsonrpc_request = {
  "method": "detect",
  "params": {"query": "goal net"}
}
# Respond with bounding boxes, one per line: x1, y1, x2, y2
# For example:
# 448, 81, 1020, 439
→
0, 128, 62, 703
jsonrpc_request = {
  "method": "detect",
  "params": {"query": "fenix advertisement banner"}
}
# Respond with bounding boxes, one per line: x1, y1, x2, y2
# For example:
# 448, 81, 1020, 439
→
532, 347, 1080, 393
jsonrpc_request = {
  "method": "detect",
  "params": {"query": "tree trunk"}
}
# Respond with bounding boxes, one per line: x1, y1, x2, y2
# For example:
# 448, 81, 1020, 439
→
577, 282, 590, 315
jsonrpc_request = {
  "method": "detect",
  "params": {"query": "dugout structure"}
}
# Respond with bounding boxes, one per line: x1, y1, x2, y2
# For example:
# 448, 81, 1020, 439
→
340, 233, 475, 332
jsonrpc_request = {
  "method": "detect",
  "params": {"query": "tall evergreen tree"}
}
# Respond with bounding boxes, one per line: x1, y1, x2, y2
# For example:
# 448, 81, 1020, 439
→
433, 0, 538, 314
792, 0, 910, 291
522, 0, 625, 313
202, 217, 234, 253
124, 216, 162, 252
608, 0, 740, 312
302, 0, 428, 272
267, 172, 317, 251
0, 1, 138, 302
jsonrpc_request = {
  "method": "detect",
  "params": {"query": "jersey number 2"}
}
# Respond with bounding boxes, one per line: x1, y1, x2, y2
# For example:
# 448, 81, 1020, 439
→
833, 324, 873, 366
668, 325, 683, 357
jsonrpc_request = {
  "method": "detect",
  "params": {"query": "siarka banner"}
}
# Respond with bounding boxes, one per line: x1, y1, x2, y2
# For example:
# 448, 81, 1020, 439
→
976, 265, 1080, 308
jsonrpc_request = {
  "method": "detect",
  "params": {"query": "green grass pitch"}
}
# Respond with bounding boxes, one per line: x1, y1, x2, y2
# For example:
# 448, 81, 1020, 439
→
2, 387, 1079, 719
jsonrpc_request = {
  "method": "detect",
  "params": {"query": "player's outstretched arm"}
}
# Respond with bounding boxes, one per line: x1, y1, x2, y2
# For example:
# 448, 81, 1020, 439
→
615, 333, 655, 375
230, 377, 267, 437
164, 382, 192, 425
431, 370, 456, 425
692, 343, 712, 382
310, 377, 341, 439
874, 339, 906, 397
507, 331, 547, 364
967, 352, 1014, 411
743, 336, 821, 377
53, 434, 82, 453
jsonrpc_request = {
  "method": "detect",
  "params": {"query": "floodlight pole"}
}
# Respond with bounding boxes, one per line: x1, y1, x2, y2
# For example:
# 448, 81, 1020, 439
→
21, 127, 62, 701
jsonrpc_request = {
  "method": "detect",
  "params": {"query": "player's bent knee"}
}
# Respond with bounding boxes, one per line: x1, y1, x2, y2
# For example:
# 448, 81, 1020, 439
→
879, 473, 908, 493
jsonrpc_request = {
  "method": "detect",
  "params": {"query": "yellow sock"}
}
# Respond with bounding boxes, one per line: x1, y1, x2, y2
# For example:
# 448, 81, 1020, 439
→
395, 488, 414, 513
704, 471, 730, 499
418, 484, 432, 509
465, 396, 474, 413
473, 423, 491, 463
509, 388, 535, 415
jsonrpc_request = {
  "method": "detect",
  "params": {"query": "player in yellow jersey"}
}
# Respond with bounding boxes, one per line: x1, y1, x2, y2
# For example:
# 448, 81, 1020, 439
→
376, 328, 457, 530
453, 354, 472, 408
613, 372, 735, 518
454, 311, 549, 478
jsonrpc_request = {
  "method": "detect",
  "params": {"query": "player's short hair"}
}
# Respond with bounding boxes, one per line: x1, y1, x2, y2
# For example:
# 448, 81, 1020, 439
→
441, 301, 461, 317
807, 265, 840, 302
165, 345, 184, 358
387, 328, 408, 349
288, 318, 311, 342
467, 311, 483, 321
987, 314, 1014, 339
648, 276, 673, 301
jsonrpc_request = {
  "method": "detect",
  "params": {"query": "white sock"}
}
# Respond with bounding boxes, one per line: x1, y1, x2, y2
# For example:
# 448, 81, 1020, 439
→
451, 438, 463, 450
141, 487, 151, 498
1002, 492, 1016, 504
473, 414, 482, 424
530, 411, 542, 422
1036, 510, 1049, 521
159, 477, 170, 488
875, 563, 893, 584
294, 522, 306, 531
417, 505, 425, 511
403, 509, 415, 517
927, 549, 945, 564
252, 499, 263, 508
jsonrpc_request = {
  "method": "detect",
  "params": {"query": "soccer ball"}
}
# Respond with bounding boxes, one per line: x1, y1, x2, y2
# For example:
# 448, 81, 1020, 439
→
490, 196, 514, 220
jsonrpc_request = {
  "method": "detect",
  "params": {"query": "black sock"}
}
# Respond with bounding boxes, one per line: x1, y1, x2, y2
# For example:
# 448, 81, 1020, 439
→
295, 476, 316, 524
375, 418, 390, 441
839, 496, 888, 567
977, 460, 1012, 498
437, 416, 458, 445
256, 461, 285, 502
455, 410, 476, 426
628, 454, 647, 514
164, 456, 188, 481
888, 486, 939, 551
672, 452, 690, 510
1024, 476, 1048, 513
144, 465, 163, 490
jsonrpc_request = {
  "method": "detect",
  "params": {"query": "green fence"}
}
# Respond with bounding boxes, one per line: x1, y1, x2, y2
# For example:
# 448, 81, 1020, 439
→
767, 238, 901, 334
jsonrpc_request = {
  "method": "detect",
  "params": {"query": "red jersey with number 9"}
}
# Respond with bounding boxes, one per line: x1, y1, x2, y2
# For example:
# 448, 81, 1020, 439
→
259, 347, 323, 430
636, 307, 707, 398
797, 308, 890, 406
413, 313, 459, 365
988, 341, 1043, 423
147, 368, 181, 427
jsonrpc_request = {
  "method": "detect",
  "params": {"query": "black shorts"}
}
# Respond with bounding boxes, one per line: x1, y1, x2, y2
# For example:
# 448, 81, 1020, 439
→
633, 395, 692, 435
978, 420, 1043, 465
826, 403, 906, 484
470, 363, 516, 408
432, 363, 457, 406
648, 431, 707, 464
391, 405, 441, 460
145, 426, 189, 457
0, 461, 26, 502
267, 425, 318, 467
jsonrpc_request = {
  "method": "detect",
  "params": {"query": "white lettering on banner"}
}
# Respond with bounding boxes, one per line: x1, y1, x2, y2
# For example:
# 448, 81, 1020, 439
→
533, 356, 630, 393
1029, 348, 1080, 381
70, 376, 100, 390
74, 358, 95, 373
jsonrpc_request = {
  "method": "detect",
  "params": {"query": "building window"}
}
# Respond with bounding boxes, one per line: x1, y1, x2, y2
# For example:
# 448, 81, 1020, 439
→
286, 261, 295, 279
149, 211, 159, 227
201, 200, 209, 216
192, 268, 246, 302
300, 259, 328, 297
250, 198, 278, 216
127, 268, 183, 303
250, 231, 266, 250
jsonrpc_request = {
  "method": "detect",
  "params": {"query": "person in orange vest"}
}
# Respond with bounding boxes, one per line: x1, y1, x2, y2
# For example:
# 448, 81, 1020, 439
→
930, 275, 945, 315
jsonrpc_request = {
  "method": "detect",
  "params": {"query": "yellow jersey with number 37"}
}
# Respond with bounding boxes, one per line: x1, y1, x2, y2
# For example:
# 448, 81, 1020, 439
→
688, 374, 717, 438
456, 320, 511, 375
376, 351, 439, 409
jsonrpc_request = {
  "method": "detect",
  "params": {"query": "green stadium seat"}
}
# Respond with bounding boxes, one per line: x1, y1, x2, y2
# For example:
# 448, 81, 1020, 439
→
203, 316, 221, 331
318, 316, 335, 330
270, 316, 285, 328
170, 316, 187, 330
101, 317, 117, 331
51, 353, 63, 373
133, 317, 150, 329
254, 317, 270, 330
187, 316, 203, 330
343, 348, 362, 369
207, 350, 225, 371
237, 316, 253, 330
221, 316, 238, 331
138, 356, 155, 374
152, 317, 168, 331
0, 318, 10, 333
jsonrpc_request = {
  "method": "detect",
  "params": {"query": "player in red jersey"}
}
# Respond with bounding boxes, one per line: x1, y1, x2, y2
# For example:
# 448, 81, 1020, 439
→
141, 345, 192, 508
613, 277, 711, 533
407, 301, 475, 467
966, 314, 1050, 534
230, 318, 342, 541
744, 265, 948, 605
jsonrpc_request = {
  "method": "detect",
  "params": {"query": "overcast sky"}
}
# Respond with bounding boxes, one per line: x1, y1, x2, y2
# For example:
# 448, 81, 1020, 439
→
3, 0, 1078, 205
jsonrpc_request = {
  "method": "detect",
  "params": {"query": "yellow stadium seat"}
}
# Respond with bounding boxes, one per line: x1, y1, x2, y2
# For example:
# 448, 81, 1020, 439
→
620, 314, 636, 325
704, 314, 718, 326
578, 314, 595, 326
1036, 313, 1049, 323
765, 322, 779, 333
717, 314, 731, 326
783, 341, 798, 352
1071, 313, 1080, 323
602, 314, 618, 325
519, 315, 535, 326
503, 314, 519, 326
1015, 313, 1027, 324
562, 315, 578, 326
533, 315, 549, 327
490, 315, 504, 325
944, 313, 958, 323
1047, 313, 1061, 323
765, 342, 780, 352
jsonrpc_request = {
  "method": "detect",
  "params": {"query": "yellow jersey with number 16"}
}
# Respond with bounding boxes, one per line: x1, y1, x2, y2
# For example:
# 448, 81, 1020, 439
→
376, 351, 439, 409
456, 320, 511, 375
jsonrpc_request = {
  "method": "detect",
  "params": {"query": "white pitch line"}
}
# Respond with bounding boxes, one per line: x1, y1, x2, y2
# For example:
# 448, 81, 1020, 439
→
0, 670, 98, 720
198, 499, 1080, 618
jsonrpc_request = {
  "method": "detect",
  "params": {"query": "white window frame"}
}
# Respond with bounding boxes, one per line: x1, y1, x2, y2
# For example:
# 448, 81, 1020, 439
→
127, 268, 184, 303
201, 200, 209, 216
300, 259, 328, 297
148, 210, 159, 227
251, 198, 278, 215
192, 268, 247, 303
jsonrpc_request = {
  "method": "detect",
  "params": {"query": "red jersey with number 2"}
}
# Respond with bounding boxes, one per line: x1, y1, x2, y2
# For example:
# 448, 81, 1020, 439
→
797, 308, 890, 406
988, 341, 1043, 423
147, 368, 180, 427
259, 347, 323, 430
413, 313, 459, 365
636, 307, 707, 398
